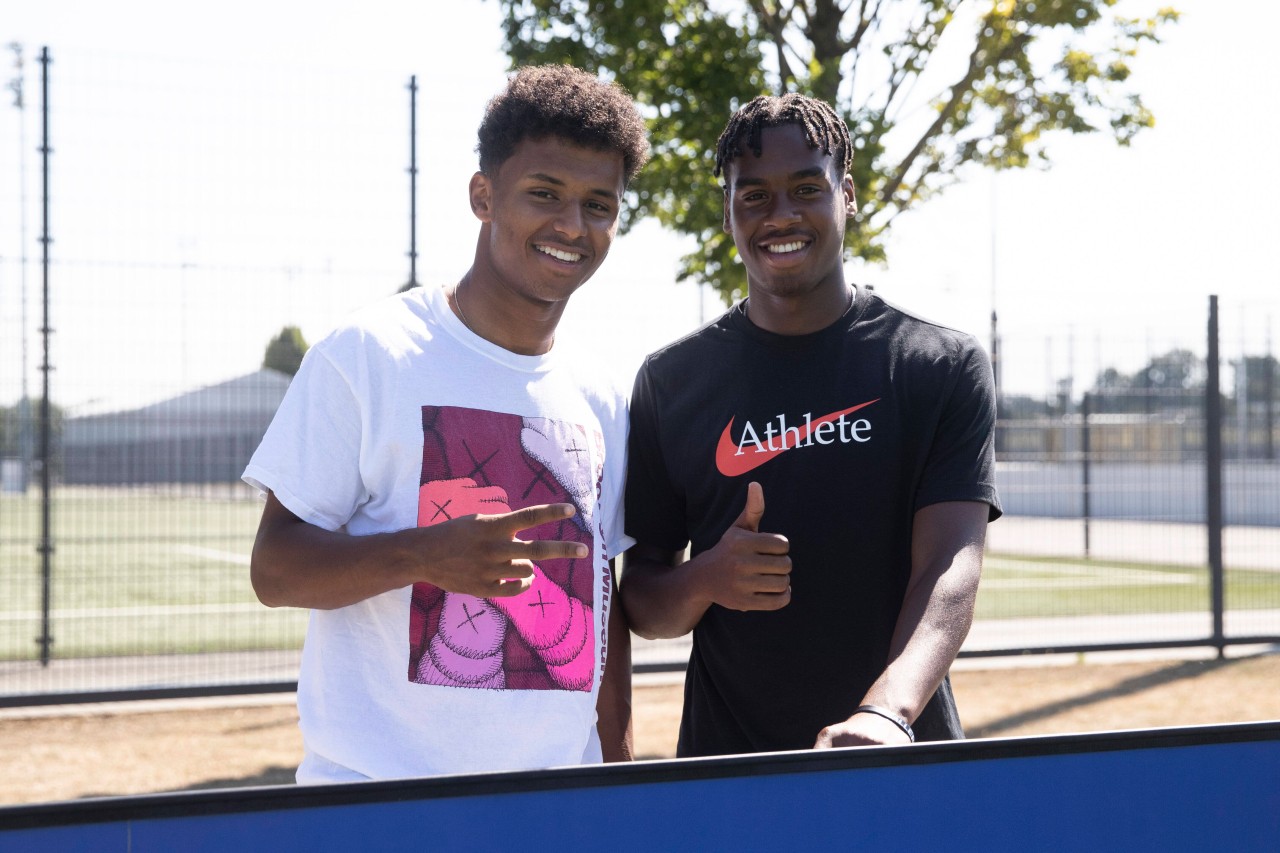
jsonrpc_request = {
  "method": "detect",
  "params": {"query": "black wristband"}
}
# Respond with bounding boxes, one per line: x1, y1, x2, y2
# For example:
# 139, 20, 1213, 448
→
853, 704, 915, 742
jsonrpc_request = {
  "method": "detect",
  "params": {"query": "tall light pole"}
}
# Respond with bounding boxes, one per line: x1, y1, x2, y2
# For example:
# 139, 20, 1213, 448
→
989, 172, 1002, 456
989, 172, 1001, 401
404, 75, 419, 291
7, 42, 31, 492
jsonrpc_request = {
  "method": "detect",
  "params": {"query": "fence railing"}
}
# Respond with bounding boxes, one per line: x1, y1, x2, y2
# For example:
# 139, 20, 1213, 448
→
1, 48, 1278, 705
3, 385, 1278, 705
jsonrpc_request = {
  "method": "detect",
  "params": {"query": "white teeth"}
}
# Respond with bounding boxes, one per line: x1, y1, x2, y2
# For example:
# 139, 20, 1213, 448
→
537, 245, 583, 262
766, 241, 806, 254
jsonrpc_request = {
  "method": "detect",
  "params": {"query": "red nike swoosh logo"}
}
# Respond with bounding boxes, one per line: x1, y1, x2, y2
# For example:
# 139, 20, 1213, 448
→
715, 399, 880, 477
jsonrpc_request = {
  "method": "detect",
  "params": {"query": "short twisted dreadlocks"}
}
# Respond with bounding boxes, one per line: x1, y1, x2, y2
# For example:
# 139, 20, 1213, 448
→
714, 93, 852, 181
477, 64, 650, 186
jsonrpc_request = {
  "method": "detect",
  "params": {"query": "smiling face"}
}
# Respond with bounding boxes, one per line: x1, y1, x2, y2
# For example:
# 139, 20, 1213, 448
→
722, 123, 856, 306
470, 135, 626, 312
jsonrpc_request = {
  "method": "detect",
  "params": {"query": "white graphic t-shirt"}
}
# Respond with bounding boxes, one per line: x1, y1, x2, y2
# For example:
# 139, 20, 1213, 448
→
243, 285, 632, 781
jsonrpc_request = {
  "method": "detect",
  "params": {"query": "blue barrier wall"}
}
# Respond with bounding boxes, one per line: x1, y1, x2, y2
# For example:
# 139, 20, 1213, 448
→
2, 722, 1278, 852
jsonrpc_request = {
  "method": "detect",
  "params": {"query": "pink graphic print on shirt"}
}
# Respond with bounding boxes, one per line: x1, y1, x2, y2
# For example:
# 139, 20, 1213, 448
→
408, 406, 601, 692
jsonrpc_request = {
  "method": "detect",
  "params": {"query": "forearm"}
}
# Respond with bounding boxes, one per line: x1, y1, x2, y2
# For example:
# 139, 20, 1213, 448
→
618, 552, 711, 640
251, 490, 588, 610
597, 564, 634, 762
861, 564, 978, 722
859, 501, 988, 723
251, 513, 420, 610
815, 544, 981, 749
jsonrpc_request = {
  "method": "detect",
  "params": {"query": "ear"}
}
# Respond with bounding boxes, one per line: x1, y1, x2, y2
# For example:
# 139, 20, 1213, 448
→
722, 187, 732, 234
842, 174, 857, 216
469, 171, 493, 222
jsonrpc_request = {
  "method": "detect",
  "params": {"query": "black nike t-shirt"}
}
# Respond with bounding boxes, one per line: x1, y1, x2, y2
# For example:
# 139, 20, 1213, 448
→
625, 286, 1001, 756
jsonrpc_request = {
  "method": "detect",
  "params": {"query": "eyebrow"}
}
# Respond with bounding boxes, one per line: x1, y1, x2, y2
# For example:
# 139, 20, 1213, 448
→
525, 172, 620, 202
731, 166, 830, 189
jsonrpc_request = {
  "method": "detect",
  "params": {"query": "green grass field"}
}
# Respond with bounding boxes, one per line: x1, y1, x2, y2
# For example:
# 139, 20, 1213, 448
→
1, 490, 306, 659
977, 553, 1280, 620
2, 491, 1278, 661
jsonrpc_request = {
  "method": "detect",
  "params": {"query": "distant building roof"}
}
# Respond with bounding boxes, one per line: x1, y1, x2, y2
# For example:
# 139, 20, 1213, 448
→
63, 369, 291, 445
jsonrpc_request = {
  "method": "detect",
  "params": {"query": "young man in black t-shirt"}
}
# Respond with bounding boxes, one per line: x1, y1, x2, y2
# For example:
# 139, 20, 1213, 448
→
622, 93, 1001, 756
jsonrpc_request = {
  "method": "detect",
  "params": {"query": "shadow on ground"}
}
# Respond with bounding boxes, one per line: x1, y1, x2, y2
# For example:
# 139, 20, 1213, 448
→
967, 657, 1235, 738
177, 765, 297, 792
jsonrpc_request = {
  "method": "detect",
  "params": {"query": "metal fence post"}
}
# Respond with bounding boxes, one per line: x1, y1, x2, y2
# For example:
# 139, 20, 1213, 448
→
1081, 390, 1091, 558
1265, 340, 1275, 461
404, 75, 418, 290
36, 46, 53, 666
1206, 295, 1225, 658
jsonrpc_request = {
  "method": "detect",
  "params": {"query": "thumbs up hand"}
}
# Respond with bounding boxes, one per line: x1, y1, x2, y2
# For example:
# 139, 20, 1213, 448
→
733, 479, 767, 533
695, 482, 792, 612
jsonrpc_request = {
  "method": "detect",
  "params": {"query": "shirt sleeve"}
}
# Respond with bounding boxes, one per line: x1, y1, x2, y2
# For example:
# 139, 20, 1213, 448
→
913, 338, 1003, 521
624, 359, 690, 551
242, 341, 368, 532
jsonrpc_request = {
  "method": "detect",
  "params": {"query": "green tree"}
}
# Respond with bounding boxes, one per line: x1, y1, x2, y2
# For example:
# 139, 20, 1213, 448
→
1235, 355, 1280, 402
1134, 348, 1202, 393
0, 402, 15, 457
1089, 347, 1203, 413
0, 397, 62, 483
263, 326, 309, 377
998, 392, 1051, 420
495, 0, 1178, 302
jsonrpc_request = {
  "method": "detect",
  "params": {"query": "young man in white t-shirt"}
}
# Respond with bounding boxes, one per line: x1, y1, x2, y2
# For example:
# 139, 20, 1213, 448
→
243, 65, 649, 783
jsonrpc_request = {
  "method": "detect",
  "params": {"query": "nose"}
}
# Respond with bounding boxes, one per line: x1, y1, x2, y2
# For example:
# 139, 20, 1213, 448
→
764, 197, 802, 228
553, 203, 587, 239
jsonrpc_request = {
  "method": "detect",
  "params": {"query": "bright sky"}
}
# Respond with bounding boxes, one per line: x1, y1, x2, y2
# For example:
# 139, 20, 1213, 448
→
1, 0, 1275, 411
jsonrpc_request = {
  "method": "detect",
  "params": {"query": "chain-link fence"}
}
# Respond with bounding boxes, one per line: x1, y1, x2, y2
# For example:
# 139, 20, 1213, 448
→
0, 46, 413, 703
2, 48, 1278, 705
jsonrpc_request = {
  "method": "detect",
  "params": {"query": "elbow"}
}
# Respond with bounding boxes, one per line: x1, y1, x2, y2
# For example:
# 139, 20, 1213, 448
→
617, 589, 665, 641
251, 573, 284, 609
249, 551, 289, 609
620, 600, 687, 642
618, 577, 700, 641
627, 623, 667, 643
617, 599, 656, 641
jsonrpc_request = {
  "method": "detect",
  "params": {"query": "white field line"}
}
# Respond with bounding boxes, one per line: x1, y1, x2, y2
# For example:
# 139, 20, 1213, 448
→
0, 556, 1202, 621
0, 602, 271, 622
174, 545, 251, 565
981, 557, 1196, 588
1, 546, 264, 621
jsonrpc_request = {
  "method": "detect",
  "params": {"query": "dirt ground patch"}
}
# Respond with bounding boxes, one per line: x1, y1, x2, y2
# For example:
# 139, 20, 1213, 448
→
2, 652, 1279, 806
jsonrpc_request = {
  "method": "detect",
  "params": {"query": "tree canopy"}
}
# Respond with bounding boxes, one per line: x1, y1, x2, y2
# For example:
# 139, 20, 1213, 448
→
262, 326, 309, 377
1090, 347, 1203, 413
495, 0, 1178, 302
1236, 355, 1280, 404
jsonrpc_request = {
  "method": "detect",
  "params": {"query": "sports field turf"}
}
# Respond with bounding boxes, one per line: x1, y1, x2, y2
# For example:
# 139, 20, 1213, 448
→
1, 489, 1277, 660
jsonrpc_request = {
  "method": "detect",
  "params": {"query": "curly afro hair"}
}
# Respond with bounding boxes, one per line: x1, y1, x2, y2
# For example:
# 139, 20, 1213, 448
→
477, 64, 650, 187
714, 93, 852, 181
